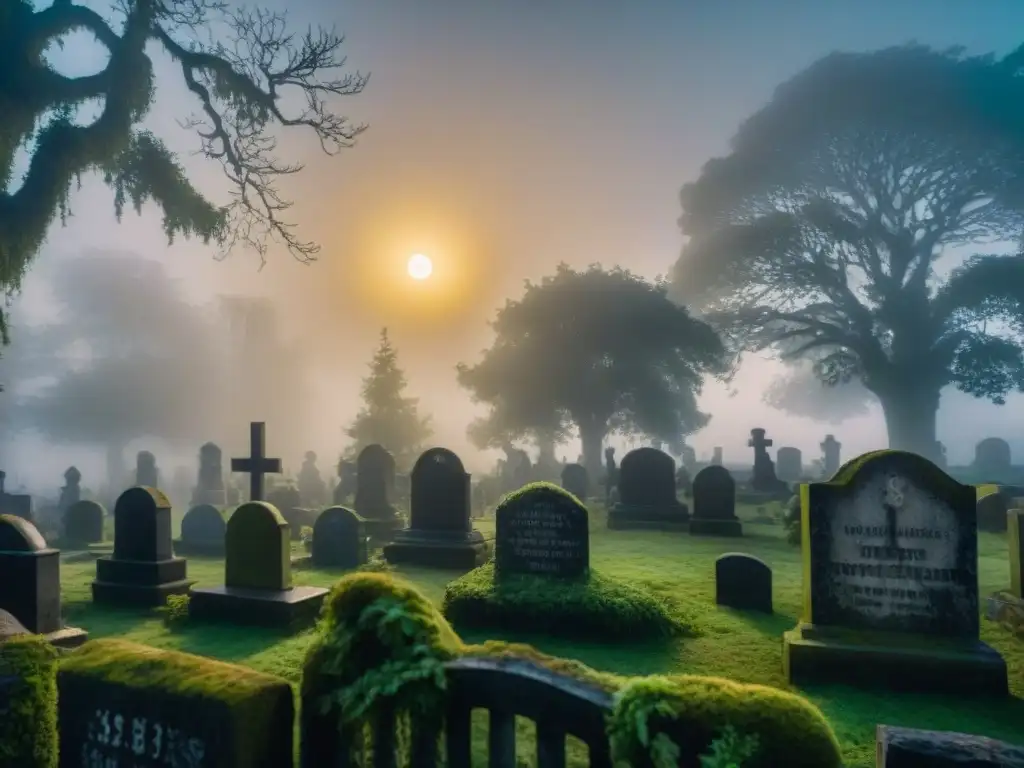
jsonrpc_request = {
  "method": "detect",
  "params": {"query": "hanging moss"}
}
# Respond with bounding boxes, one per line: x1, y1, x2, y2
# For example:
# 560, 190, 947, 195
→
0, 635, 59, 768
442, 562, 699, 641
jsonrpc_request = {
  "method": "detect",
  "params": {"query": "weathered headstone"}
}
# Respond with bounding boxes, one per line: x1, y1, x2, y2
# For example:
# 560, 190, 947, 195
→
747, 428, 788, 494
383, 448, 489, 570
608, 447, 689, 530
690, 465, 742, 536
495, 483, 589, 578
783, 450, 1008, 696
0, 515, 87, 648
311, 506, 367, 569
58, 466, 82, 512
58, 639, 295, 768
174, 504, 228, 556
297, 450, 328, 508
775, 447, 802, 483
333, 459, 357, 505
560, 463, 589, 501
135, 450, 159, 489
92, 487, 193, 607
189, 501, 327, 630
230, 422, 282, 502
715, 553, 772, 613
62, 500, 106, 547
192, 442, 227, 506
821, 435, 841, 478
976, 490, 1009, 533
974, 437, 1012, 480
354, 444, 402, 539
876, 725, 1024, 767
0, 471, 32, 522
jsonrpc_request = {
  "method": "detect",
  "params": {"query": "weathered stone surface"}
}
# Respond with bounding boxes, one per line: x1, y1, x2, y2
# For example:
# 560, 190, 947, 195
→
495, 484, 588, 578
877, 725, 1024, 767
715, 553, 771, 613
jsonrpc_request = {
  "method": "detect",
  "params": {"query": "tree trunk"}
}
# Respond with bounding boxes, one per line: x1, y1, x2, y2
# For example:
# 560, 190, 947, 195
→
877, 384, 941, 462
577, 420, 606, 481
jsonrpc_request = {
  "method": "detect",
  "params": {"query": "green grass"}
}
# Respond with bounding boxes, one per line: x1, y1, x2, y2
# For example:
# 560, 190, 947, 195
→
56, 505, 1024, 768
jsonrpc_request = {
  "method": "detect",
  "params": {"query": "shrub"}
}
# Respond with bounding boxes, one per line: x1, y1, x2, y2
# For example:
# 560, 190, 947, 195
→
608, 675, 842, 768
442, 562, 699, 642
0, 635, 59, 768
156, 593, 191, 629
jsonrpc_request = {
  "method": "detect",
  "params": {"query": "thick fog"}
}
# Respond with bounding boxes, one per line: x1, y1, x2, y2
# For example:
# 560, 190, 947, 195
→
4, 0, 1024, 496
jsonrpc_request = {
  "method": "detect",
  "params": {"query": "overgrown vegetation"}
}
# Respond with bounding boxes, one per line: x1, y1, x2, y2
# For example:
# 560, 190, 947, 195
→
0, 635, 58, 768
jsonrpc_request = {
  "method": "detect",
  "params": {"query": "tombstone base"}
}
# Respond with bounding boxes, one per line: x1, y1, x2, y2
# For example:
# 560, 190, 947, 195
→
383, 529, 491, 570
92, 556, 194, 607
172, 538, 225, 557
689, 517, 743, 537
189, 585, 328, 630
783, 622, 1008, 696
43, 625, 89, 649
607, 502, 689, 531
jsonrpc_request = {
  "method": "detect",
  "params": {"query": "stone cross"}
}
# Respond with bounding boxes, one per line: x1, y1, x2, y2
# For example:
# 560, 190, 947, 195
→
748, 428, 772, 454
230, 422, 282, 502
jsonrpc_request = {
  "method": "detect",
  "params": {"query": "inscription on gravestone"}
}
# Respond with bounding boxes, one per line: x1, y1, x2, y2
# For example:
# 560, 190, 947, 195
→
496, 485, 588, 578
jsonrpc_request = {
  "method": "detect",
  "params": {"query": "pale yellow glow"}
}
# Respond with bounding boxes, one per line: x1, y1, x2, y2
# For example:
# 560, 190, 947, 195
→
407, 253, 433, 280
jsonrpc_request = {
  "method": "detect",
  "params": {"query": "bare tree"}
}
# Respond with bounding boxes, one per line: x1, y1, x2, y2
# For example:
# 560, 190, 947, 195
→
0, 0, 368, 340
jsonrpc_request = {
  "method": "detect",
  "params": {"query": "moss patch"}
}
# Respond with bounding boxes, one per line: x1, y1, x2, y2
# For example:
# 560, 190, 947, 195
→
608, 675, 842, 768
59, 639, 292, 768
0, 635, 59, 768
442, 562, 698, 642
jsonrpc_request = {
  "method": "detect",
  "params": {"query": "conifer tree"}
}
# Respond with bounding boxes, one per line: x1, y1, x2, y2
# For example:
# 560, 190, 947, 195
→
344, 329, 432, 469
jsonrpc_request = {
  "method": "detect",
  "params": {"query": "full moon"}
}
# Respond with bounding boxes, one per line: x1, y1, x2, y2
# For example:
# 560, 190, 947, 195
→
407, 253, 433, 280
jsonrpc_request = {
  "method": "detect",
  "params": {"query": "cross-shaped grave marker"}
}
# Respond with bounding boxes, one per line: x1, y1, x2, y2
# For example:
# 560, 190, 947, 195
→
231, 422, 282, 502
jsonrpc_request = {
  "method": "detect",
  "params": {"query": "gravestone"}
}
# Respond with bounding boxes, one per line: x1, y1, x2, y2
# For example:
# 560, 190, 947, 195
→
973, 437, 1012, 480
173, 504, 228, 556
0, 471, 32, 522
876, 725, 1024, 767
976, 490, 1009, 533
192, 442, 227, 506
311, 506, 367, 569
690, 465, 742, 536
58, 639, 294, 768
0, 515, 87, 648
297, 450, 327, 508
354, 444, 403, 539
58, 466, 82, 512
383, 448, 489, 570
92, 487, 193, 607
747, 428, 788, 494
334, 459, 357, 504
62, 500, 106, 547
189, 501, 327, 630
267, 484, 310, 541
608, 447, 689, 531
821, 435, 841, 478
495, 483, 589, 578
782, 450, 1008, 696
560, 463, 589, 501
135, 450, 159, 489
775, 447, 802, 483
230, 422, 282, 502
715, 553, 772, 613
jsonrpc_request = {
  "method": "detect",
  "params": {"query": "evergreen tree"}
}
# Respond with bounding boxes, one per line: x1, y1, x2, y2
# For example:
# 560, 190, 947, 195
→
345, 329, 432, 469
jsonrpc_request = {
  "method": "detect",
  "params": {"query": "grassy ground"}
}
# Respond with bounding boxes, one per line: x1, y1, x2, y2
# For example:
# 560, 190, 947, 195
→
58, 504, 1024, 768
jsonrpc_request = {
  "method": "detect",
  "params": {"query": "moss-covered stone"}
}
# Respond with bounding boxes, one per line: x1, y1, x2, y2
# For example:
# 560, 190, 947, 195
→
58, 639, 293, 768
0, 635, 59, 768
442, 562, 697, 642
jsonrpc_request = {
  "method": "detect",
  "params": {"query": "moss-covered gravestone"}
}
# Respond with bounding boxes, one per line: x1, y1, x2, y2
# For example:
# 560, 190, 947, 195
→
62, 499, 106, 547
783, 450, 1008, 696
383, 448, 490, 570
189, 501, 327, 630
495, 483, 589, 578
608, 447, 689, 531
58, 639, 294, 768
0, 515, 87, 648
173, 503, 228, 556
92, 487, 193, 608
690, 465, 742, 536
311, 506, 367, 569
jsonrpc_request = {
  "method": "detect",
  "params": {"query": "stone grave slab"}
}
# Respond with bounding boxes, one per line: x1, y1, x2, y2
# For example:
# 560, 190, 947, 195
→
559, 463, 589, 501
715, 552, 771, 613
92, 487, 193, 608
189, 501, 327, 630
58, 638, 294, 768
876, 725, 1024, 767
608, 447, 689, 531
354, 444, 404, 540
62, 500, 106, 548
690, 465, 742, 537
383, 448, 490, 570
495, 483, 588, 578
173, 503, 228, 556
783, 450, 1008, 696
311, 506, 367, 569
0, 515, 87, 648
976, 490, 1008, 533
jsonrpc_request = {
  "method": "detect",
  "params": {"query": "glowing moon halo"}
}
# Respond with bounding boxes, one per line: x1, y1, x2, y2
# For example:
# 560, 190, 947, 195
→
407, 253, 433, 280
